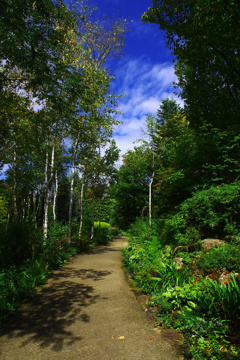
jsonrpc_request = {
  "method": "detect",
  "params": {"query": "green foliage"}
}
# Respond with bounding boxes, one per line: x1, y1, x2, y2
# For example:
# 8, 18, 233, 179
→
94, 198, 116, 224
151, 277, 240, 359
123, 218, 240, 359
110, 146, 152, 228
0, 222, 42, 269
154, 105, 199, 214
0, 258, 49, 320
143, 1, 240, 132
161, 181, 240, 247
198, 244, 240, 275
0, 222, 84, 320
43, 237, 79, 267
200, 276, 240, 321
0, 197, 7, 223
157, 98, 181, 126
47, 222, 68, 241
130, 2, 240, 357
56, 177, 71, 223
122, 220, 190, 294
94, 221, 111, 229
93, 221, 111, 245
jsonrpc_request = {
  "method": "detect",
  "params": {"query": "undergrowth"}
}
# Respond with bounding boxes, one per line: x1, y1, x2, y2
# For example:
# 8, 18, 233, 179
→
122, 219, 240, 359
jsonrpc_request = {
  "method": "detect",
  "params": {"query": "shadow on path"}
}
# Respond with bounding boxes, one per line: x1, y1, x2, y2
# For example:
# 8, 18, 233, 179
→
53, 266, 112, 281
0, 268, 111, 352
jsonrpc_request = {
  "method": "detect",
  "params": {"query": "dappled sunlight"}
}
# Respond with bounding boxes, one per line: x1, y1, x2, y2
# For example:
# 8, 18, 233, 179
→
0, 268, 111, 351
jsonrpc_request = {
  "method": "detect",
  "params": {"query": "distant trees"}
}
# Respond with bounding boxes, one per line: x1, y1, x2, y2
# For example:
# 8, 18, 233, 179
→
111, 98, 192, 225
110, 145, 152, 228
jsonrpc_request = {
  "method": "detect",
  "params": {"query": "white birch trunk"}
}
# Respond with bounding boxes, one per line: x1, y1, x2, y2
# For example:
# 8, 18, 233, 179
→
68, 165, 75, 240
149, 171, 155, 227
68, 136, 79, 241
43, 142, 55, 239
90, 197, 96, 240
78, 182, 85, 240
32, 191, 38, 228
13, 148, 18, 220
53, 170, 58, 222
43, 143, 49, 239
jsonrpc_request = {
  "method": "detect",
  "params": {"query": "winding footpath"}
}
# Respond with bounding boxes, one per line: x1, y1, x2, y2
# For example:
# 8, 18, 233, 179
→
0, 236, 182, 360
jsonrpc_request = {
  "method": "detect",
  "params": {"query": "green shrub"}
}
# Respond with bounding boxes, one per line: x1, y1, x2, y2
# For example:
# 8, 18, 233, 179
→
152, 279, 240, 359
122, 222, 190, 295
161, 181, 240, 247
163, 215, 201, 247
198, 243, 240, 274
0, 222, 41, 269
93, 221, 111, 244
123, 218, 240, 360
43, 237, 79, 267
0, 258, 49, 320
47, 222, 68, 241
94, 221, 111, 229
199, 276, 240, 321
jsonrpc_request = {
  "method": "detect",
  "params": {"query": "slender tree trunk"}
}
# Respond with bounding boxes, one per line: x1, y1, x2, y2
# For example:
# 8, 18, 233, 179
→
149, 171, 155, 227
43, 143, 49, 239
44, 143, 55, 236
90, 197, 96, 240
22, 198, 26, 221
6, 211, 10, 230
68, 136, 79, 241
68, 166, 75, 240
32, 191, 38, 227
43, 141, 56, 239
22, 196, 30, 221
53, 170, 58, 222
13, 148, 19, 220
78, 182, 84, 240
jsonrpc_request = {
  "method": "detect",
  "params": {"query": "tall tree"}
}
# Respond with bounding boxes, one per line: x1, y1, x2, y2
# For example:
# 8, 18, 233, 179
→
142, 1, 240, 131
157, 98, 181, 126
142, 1, 240, 187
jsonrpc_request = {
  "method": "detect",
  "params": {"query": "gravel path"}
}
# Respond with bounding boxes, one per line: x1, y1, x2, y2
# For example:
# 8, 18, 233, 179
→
0, 236, 182, 360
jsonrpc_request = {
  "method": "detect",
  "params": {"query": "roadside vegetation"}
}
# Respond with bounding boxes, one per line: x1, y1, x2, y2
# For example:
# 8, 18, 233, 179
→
122, 219, 240, 359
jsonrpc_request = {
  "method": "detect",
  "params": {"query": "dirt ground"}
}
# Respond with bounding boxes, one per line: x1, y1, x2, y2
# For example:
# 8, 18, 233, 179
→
0, 236, 183, 360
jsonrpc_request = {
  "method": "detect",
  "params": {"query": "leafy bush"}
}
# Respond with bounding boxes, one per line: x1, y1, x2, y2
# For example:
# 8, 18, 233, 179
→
0, 222, 42, 269
161, 181, 240, 247
151, 278, 240, 359
199, 276, 240, 322
0, 258, 49, 320
123, 218, 240, 359
43, 237, 79, 267
122, 220, 190, 294
47, 222, 68, 241
198, 243, 240, 274
94, 221, 111, 229
93, 221, 111, 244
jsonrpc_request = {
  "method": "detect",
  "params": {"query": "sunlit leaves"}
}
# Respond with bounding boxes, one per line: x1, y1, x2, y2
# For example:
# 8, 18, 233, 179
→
1, 0, 127, 228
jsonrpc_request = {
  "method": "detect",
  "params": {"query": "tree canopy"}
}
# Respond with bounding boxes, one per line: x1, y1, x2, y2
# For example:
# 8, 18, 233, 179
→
142, 0, 240, 131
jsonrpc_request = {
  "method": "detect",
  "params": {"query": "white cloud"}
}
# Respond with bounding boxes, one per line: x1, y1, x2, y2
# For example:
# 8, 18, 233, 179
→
111, 56, 182, 164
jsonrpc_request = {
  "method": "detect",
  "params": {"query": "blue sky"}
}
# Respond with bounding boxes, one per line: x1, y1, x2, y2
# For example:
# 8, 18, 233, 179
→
93, 0, 181, 160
